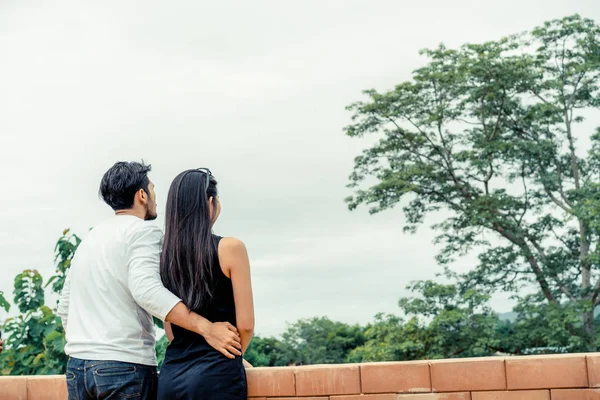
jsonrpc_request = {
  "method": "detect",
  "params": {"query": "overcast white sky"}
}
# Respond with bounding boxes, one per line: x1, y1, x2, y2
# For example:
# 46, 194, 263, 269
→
1, 0, 599, 337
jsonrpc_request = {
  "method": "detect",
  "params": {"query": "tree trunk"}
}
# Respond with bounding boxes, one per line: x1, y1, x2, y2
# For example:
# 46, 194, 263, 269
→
564, 109, 595, 350
583, 310, 596, 351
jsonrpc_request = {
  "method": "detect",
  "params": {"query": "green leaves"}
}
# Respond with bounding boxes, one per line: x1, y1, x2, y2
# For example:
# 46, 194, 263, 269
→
14, 270, 44, 314
347, 281, 499, 362
155, 335, 169, 370
243, 318, 366, 367
278, 317, 366, 366
348, 314, 417, 362
346, 14, 600, 349
0, 291, 10, 313
152, 317, 164, 330
244, 336, 286, 367
0, 229, 82, 375
49, 229, 81, 295
0, 276, 67, 375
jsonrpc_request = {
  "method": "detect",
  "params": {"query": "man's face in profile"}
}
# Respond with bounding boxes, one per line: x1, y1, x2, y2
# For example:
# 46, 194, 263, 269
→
144, 181, 158, 221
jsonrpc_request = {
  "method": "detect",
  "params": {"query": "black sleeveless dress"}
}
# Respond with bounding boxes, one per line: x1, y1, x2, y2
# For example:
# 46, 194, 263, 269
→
157, 235, 247, 400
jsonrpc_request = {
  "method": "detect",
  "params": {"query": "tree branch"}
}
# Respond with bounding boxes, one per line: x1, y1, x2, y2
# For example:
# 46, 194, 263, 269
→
525, 234, 577, 303
385, 117, 447, 170
518, 165, 529, 226
543, 186, 573, 213
491, 223, 557, 303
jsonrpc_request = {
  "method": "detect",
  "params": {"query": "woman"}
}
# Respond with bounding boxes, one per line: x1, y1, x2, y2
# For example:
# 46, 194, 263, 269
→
158, 168, 254, 400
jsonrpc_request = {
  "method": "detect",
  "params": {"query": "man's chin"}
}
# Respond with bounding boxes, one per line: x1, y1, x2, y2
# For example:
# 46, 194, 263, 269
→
145, 213, 158, 221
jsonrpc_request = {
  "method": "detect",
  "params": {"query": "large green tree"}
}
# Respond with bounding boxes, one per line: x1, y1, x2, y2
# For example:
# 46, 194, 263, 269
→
346, 14, 600, 350
244, 336, 285, 367
349, 281, 499, 362
276, 317, 365, 366
495, 294, 583, 354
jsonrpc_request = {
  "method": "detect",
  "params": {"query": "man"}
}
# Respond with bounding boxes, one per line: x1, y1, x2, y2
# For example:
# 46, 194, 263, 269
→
58, 161, 242, 400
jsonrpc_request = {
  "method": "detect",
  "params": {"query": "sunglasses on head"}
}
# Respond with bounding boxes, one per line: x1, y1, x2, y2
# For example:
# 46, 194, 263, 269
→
194, 168, 213, 193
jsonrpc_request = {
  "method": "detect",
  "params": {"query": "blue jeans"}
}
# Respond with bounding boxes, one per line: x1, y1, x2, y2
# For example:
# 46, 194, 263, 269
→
66, 357, 157, 400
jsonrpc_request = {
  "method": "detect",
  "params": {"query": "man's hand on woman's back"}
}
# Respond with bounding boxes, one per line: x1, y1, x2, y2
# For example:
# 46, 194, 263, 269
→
204, 322, 242, 359
165, 303, 242, 359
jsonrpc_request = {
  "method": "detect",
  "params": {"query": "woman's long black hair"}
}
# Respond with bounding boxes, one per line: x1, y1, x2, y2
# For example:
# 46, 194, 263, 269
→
160, 169, 219, 311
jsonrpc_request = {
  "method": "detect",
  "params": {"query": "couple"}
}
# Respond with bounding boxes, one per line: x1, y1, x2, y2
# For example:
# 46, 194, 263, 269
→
57, 161, 254, 400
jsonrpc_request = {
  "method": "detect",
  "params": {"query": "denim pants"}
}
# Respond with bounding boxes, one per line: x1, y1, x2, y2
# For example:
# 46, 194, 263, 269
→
66, 357, 158, 400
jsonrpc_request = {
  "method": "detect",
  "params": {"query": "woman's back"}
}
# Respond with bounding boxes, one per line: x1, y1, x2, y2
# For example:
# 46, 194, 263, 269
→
170, 236, 237, 341
158, 235, 247, 400
157, 169, 254, 400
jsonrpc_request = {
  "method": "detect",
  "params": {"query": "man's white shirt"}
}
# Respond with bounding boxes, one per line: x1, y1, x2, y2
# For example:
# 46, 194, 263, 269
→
57, 215, 180, 366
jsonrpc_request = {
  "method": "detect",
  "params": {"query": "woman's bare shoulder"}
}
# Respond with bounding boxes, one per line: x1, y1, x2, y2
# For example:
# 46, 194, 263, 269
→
218, 237, 248, 259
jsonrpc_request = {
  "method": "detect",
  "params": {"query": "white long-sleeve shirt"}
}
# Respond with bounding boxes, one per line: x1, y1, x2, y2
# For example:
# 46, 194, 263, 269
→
57, 215, 181, 366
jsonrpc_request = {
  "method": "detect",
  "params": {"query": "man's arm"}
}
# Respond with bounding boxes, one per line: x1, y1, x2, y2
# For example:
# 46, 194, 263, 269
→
127, 223, 241, 358
57, 269, 72, 332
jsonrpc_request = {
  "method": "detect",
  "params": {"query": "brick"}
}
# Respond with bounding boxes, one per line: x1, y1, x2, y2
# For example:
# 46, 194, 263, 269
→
246, 367, 296, 397
334, 392, 470, 399
270, 398, 328, 400
552, 389, 600, 399
587, 355, 600, 388
336, 392, 471, 400
26, 375, 68, 400
431, 358, 506, 392
361, 361, 431, 394
332, 395, 397, 400
295, 364, 361, 396
472, 390, 549, 400
396, 394, 471, 400
506, 355, 588, 390
0, 376, 27, 400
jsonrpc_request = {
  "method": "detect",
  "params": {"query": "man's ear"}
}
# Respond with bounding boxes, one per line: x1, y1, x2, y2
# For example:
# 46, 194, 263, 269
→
138, 189, 148, 204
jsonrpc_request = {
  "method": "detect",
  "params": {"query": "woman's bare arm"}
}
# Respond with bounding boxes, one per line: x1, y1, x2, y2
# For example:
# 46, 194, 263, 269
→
219, 237, 255, 354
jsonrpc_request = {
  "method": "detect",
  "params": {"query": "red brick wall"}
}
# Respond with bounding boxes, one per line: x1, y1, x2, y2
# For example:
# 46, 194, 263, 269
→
3, 354, 600, 399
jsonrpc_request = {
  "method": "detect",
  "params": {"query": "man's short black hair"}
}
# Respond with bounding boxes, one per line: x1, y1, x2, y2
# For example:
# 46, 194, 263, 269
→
99, 161, 152, 211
